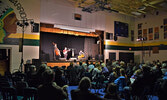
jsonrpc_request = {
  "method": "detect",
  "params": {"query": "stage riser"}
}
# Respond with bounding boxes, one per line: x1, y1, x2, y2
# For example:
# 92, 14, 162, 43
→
47, 62, 71, 67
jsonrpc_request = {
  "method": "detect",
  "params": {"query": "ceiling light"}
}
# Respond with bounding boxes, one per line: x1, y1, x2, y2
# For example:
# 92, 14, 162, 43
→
138, 6, 146, 10
131, 12, 142, 16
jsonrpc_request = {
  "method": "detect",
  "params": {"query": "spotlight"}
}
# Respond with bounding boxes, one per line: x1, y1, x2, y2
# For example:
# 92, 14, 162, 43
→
24, 21, 29, 26
19, 23, 23, 27
30, 20, 34, 25
16, 21, 20, 26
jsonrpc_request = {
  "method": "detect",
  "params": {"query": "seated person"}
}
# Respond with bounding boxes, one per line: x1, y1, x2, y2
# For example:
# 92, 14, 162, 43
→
104, 83, 121, 100
38, 68, 68, 100
131, 65, 154, 97
71, 77, 103, 100
78, 50, 85, 59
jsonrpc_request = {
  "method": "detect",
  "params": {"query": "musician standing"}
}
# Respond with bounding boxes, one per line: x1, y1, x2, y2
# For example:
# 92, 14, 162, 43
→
63, 47, 69, 60
53, 42, 61, 60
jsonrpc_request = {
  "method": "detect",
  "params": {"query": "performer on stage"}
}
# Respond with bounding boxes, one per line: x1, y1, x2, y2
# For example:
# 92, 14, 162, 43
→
53, 42, 61, 60
78, 50, 85, 59
63, 47, 70, 60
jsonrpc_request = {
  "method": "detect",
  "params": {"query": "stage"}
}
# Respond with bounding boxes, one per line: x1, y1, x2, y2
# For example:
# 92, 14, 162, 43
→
46, 58, 86, 67
46, 58, 96, 68
47, 61, 72, 67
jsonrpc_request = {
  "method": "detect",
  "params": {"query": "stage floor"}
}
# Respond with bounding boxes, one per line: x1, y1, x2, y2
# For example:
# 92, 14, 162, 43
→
47, 61, 73, 67
46, 58, 96, 68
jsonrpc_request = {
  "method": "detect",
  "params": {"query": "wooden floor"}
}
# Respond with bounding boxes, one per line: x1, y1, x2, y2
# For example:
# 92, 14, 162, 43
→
47, 59, 96, 68
47, 61, 72, 67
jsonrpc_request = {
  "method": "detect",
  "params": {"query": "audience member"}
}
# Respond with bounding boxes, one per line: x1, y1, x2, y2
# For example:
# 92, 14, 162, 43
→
88, 61, 95, 72
54, 67, 67, 87
71, 77, 103, 100
131, 64, 154, 98
101, 63, 109, 77
92, 63, 102, 81
38, 68, 68, 100
104, 83, 121, 100
114, 68, 127, 95
161, 63, 167, 75
29, 64, 49, 87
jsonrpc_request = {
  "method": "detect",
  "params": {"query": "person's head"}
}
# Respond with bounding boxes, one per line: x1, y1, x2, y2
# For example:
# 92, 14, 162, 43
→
120, 68, 125, 76
156, 62, 161, 69
107, 83, 117, 94
79, 61, 82, 66
37, 64, 49, 74
78, 77, 91, 91
29, 65, 36, 72
162, 63, 167, 68
74, 59, 77, 63
101, 63, 106, 68
69, 62, 73, 66
82, 63, 87, 68
134, 69, 142, 76
120, 61, 125, 66
42, 68, 55, 83
142, 64, 150, 74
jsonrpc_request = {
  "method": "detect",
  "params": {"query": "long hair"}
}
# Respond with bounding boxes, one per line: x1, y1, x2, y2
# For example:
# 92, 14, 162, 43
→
78, 77, 91, 91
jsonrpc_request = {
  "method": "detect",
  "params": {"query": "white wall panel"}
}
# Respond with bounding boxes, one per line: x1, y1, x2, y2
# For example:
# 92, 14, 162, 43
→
41, 0, 106, 31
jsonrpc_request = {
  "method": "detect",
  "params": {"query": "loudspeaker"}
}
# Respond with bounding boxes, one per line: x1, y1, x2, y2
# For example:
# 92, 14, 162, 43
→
24, 64, 32, 73
32, 23, 39, 32
32, 59, 41, 70
41, 54, 50, 62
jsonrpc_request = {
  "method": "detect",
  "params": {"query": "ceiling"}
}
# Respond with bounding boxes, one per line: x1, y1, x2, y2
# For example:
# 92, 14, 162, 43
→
68, 0, 167, 17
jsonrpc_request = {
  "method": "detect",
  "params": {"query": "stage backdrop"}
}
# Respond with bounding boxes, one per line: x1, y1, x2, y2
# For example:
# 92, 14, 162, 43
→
40, 32, 98, 61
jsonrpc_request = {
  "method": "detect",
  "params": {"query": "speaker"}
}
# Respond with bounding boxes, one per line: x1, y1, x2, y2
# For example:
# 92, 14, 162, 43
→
24, 64, 32, 73
41, 54, 50, 62
32, 23, 39, 32
32, 59, 41, 70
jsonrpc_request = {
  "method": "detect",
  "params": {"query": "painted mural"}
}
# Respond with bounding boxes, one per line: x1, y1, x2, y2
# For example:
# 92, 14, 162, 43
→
0, 0, 17, 44
0, 0, 39, 46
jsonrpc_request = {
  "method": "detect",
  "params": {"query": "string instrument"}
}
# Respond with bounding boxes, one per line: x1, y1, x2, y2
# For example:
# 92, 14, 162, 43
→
53, 42, 61, 56
55, 48, 60, 56
63, 49, 70, 55
78, 51, 85, 59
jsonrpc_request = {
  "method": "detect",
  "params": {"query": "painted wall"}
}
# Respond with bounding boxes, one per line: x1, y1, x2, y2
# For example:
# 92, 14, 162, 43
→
134, 11, 167, 63
104, 12, 135, 62
41, 0, 106, 31
104, 10, 167, 63
40, 0, 167, 63
40, 0, 137, 62
0, 0, 40, 72
0, 45, 39, 72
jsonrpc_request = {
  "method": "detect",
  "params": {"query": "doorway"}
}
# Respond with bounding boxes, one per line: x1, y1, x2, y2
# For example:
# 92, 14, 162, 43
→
109, 52, 116, 61
0, 49, 10, 76
119, 52, 134, 63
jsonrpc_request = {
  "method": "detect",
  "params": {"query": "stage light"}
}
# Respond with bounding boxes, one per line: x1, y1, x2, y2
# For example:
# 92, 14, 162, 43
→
16, 21, 20, 26
30, 20, 34, 25
16, 18, 34, 72
24, 21, 29, 26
